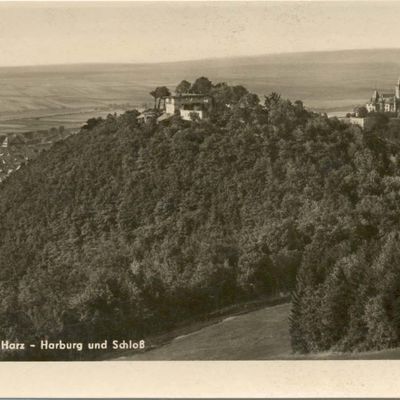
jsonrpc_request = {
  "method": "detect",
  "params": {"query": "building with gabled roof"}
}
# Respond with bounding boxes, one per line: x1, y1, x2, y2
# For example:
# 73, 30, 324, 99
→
366, 79, 400, 113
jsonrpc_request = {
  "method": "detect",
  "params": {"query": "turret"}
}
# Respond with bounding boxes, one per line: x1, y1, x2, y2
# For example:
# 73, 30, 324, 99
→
372, 89, 379, 101
396, 78, 400, 99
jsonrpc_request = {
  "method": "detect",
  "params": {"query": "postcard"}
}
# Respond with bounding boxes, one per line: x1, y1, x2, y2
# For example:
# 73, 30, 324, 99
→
0, 0, 400, 397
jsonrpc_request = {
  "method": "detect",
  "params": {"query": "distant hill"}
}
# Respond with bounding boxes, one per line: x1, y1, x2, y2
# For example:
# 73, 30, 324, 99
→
1, 48, 400, 121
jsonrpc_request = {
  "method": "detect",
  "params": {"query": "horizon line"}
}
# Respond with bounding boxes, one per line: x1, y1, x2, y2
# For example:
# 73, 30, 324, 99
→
1, 46, 400, 69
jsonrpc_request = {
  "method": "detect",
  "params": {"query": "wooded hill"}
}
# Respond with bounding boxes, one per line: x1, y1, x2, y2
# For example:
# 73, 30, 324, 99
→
1, 77, 400, 360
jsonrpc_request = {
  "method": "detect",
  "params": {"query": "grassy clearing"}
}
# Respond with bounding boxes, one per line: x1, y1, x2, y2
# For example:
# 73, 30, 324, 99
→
114, 300, 400, 360
114, 302, 292, 360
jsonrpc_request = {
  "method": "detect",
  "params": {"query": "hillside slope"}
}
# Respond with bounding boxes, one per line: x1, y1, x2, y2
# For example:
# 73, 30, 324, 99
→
116, 301, 400, 361
0, 128, 73, 182
117, 302, 291, 360
2, 78, 400, 360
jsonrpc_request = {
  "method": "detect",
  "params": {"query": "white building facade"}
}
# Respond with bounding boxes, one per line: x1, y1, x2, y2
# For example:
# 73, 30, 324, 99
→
366, 79, 400, 113
164, 94, 213, 120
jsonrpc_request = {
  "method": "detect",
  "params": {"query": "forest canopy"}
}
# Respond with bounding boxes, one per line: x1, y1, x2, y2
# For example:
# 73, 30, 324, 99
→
1, 77, 400, 359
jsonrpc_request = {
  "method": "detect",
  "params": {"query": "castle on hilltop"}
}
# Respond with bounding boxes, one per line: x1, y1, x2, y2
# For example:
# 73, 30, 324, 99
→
164, 93, 212, 120
138, 93, 213, 124
366, 78, 400, 113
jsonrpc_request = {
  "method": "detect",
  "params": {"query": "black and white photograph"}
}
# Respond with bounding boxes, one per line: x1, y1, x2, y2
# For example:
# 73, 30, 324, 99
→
3, 0, 400, 370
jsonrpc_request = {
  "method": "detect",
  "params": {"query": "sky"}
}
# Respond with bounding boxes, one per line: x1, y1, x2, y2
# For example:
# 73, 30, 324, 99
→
1, 1, 400, 66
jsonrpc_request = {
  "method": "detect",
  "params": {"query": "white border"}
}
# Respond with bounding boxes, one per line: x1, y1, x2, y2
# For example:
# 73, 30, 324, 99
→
1, 1, 400, 398
0, 361, 400, 397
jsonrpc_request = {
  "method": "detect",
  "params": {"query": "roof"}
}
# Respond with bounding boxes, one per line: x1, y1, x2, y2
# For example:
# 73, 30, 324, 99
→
157, 113, 173, 122
142, 108, 159, 114
137, 109, 159, 119
164, 93, 212, 99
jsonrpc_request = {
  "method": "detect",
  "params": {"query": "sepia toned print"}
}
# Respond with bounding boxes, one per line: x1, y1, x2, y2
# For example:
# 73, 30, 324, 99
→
3, 0, 400, 363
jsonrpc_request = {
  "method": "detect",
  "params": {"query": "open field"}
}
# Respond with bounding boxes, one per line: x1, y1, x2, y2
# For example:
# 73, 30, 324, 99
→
1, 48, 400, 134
0, 108, 128, 134
116, 303, 291, 361
115, 301, 400, 361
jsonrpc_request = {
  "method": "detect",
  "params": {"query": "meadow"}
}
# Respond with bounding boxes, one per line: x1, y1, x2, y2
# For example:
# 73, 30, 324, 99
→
116, 303, 292, 360
116, 302, 400, 360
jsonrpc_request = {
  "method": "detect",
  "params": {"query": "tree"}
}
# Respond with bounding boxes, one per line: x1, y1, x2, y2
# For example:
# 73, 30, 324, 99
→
210, 83, 232, 111
231, 85, 249, 103
175, 80, 191, 95
354, 106, 368, 118
264, 92, 281, 111
150, 89, 157, 109
82, 117, 103, 130
371, 112, 389, 130
150, 86, 171, 109
191, 77, 213, 95
239, 93, 260, 108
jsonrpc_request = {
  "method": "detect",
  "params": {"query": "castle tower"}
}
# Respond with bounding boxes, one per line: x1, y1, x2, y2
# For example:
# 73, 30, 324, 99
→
396, 78, 400, 99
